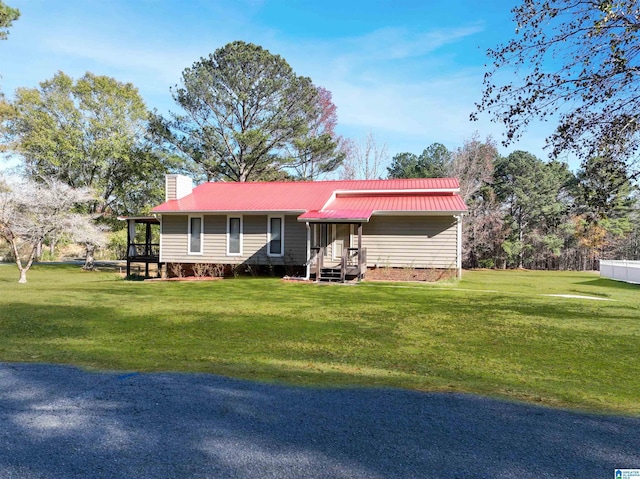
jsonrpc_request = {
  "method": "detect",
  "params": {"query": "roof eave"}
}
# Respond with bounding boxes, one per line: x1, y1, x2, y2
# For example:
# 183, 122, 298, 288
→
297, 217, 371, 223
152, 209, 308, 215
372, 210, 467, 216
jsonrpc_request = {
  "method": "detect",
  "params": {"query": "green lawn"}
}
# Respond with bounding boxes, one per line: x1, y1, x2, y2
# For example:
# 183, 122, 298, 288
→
1, 264, 639, 415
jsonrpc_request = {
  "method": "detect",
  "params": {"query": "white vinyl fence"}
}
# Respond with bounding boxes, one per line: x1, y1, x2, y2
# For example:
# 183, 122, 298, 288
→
599, 260, 640, 284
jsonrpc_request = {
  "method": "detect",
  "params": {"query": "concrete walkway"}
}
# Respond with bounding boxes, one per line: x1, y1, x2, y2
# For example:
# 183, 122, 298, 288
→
0, 362, 637, 478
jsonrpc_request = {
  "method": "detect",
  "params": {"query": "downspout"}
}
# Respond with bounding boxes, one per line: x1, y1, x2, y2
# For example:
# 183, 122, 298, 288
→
304, 222, 311, 280
456, 214, 463, 280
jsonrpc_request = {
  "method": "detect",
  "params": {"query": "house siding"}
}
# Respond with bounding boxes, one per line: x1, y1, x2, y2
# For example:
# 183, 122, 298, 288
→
159, 214, 188, 263
165, 180, 176, 202
362, 215, 458, 268
160, 214, 307, 265
284, 215, 308, 264
165, 174, 193, 201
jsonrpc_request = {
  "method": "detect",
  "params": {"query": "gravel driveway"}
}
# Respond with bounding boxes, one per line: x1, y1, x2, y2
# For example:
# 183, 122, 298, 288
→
0, 362, 637, 478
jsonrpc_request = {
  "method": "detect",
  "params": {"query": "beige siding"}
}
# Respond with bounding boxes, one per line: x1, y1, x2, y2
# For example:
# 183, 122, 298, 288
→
284, 215, 308, 264
165, 174, 193, 201
159, 214, 189, 263
161, 213, 458, 268
362, 215, 458, 268
165, 178, 176, 202
160, 213, 307, 265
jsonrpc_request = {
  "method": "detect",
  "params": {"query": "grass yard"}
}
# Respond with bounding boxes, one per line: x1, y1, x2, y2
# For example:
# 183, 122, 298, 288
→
0, 264, 639, 415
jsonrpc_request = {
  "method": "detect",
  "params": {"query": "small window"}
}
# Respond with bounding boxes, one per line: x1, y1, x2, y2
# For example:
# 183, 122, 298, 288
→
268, 216, 284, 257
189, 216, 202, 254
227, 216, 242, 255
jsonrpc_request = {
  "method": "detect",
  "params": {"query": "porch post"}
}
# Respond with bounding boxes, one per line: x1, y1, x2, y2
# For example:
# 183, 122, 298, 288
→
357, 222, 363, 280
316, 246, 323, 282
456, 215, 463, 280
126, 219, 133, 277
145, 222, 152, 257
305, 222, 311, 280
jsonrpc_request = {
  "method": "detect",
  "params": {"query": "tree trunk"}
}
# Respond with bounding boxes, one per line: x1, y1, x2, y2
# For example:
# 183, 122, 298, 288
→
10, 239, 37, 284
518, 225, 525, 269
83, 244, 96, 270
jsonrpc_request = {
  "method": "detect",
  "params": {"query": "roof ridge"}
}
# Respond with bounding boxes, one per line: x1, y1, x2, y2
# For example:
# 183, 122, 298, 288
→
197, 178, 459, 186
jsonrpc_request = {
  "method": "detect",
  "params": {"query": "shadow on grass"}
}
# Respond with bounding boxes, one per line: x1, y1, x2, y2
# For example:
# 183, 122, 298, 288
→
1, 273, 639, 414
577, 277, 640, 290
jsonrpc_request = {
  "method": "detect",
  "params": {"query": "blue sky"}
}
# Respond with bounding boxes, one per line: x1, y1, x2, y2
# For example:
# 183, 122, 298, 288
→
0, 0, 566, 172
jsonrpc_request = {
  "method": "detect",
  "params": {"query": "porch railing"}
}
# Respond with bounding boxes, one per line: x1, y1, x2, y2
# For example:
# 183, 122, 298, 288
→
127, 243, 160, 259
309, 246, 367, 282
310, 246, 324, 279
344, 247, 367, 280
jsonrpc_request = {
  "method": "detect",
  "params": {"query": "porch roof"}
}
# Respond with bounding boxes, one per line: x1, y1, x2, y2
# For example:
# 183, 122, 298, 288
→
297, 192, 466, 222
298, 209, 373, 222
117, 216, 160, 224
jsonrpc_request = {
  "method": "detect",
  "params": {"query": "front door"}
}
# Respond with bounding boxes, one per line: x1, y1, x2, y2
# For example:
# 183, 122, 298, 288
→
333, 224, 351, 260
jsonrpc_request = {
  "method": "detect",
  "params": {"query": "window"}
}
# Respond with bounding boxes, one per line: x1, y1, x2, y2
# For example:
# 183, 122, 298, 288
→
188, 216, 203, 254
227, 216, 242, 255
268, 216, 284, 257
320, 224, 329, 248
320, 223, 329, 256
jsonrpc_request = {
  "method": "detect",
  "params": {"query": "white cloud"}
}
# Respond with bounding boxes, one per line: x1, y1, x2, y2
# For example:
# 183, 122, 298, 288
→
340, 24, 485, 62
1, 0, 561, 168
44, 35, 198, 90
270, 23, 558, 163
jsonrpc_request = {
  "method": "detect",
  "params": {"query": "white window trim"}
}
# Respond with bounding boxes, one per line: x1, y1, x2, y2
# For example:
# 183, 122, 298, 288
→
188, 215, 204, 255
267, 215, 285, 258
226, 215, 243, 256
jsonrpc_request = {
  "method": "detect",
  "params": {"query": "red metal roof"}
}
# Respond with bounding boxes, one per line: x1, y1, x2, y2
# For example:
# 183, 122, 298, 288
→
151, 178, 466, 218
298, 209, 375, 221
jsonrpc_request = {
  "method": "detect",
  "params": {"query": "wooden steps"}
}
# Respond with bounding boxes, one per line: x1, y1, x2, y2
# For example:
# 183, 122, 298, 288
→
318, 267, 343, 282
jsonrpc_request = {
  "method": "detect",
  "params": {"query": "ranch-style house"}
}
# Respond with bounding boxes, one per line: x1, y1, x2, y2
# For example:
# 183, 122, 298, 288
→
123, 174, 467, 282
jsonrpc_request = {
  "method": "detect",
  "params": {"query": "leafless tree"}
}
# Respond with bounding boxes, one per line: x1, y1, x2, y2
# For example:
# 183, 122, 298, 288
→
338, 132, 389, 180
448, 133, 498, 203
474, 0, 640, 167
448, 134, 504, 268
0, 177, 101, 283
68, 214, 109, 271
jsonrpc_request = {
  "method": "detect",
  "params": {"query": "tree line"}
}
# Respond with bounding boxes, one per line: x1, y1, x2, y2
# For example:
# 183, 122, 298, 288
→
2, 0, 640, 281
0, 35, 351, 280
387, 138, 639, 270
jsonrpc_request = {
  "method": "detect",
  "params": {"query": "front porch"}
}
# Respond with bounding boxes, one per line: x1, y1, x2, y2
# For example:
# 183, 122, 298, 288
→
306, 222, 367, 283
120, 216, 162, 278
309, 246, 367, 282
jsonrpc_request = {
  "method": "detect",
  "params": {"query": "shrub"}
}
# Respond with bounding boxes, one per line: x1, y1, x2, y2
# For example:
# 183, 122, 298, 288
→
478, 259, 495, 269
211, 264, 225, 278
107, 229, 128, 260
169, 263, 184, 278
192, 263, 212, 278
